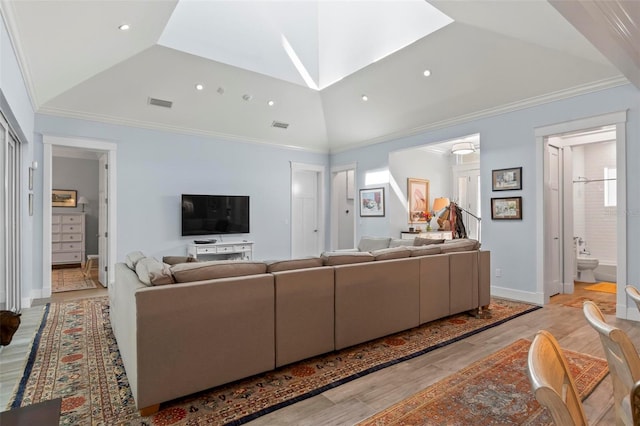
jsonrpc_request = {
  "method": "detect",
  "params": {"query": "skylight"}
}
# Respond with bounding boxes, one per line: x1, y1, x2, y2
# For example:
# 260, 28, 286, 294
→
158, 0, 453, 90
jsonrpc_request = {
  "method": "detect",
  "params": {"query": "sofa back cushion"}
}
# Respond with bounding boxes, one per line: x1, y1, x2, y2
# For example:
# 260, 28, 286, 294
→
414, 237, 445, 246
357, 237, 391, 252
371, 247, 411, 261
388, 239, 414, 248
170, 260, 267, 283
266, 257, 323, 273
440, 238, 480, 253
407, 245, 442, 257
321, 251, 375, 266
162, 255, 198, 265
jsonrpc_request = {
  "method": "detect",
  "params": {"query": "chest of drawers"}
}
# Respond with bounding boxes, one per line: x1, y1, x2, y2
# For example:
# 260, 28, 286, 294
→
52, 213, 85, 265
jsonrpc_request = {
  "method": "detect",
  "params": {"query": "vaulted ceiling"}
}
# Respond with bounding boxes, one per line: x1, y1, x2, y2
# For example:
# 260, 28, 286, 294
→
1, 1, 638, 153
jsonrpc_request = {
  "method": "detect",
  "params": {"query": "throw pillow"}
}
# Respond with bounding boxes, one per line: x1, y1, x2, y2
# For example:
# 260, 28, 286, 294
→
135, 257, 171, 286
125, 251, 146, 270
162, 255, 198, 265
357, 237, 392, 252
388, 239, 414, 248
414, 237, 445, 246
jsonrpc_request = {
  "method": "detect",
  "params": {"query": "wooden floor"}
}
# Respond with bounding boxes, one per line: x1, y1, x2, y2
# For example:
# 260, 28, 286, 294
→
0, 282, 628, 425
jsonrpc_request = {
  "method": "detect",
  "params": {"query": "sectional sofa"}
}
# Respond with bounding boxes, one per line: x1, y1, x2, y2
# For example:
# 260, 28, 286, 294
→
109, 238, 490, 415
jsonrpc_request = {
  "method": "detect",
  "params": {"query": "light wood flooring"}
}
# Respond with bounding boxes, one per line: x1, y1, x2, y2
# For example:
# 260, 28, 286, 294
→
0, 282, 627, 425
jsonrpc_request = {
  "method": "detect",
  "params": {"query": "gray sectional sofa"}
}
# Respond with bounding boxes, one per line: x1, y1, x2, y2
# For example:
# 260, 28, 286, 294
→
109, 238, 490, 415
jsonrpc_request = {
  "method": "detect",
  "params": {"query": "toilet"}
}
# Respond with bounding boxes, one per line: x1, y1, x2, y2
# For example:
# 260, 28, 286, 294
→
577, 255, 599, 283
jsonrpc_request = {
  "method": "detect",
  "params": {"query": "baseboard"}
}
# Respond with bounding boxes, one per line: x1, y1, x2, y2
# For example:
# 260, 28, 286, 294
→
491, 285, 544, 306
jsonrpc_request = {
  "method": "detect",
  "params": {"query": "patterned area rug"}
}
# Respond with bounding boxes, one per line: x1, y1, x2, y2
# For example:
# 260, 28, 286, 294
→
563, 294, 617, 315
9, 297, 541, 425
358, 339, 609, 425
51, 267, 98, 293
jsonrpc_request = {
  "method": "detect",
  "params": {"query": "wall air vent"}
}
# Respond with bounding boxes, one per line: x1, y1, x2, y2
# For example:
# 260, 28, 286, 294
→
148, 97, 173, 108
271, 121, 289, 129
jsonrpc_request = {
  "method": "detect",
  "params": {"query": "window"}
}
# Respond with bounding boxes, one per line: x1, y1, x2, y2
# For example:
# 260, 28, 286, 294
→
604, 167, 616, 207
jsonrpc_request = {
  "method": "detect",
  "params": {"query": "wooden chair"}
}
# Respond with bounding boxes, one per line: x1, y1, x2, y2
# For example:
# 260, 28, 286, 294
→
527, 330, 588, 425
625, 285, 640, 312
583, 301, 640, 425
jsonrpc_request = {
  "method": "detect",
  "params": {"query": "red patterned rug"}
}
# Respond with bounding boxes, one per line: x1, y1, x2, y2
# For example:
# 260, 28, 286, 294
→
51, 267, 98, 293
358, 339, 609, 425
9, 297, 540, 425
563, 295, 617, 315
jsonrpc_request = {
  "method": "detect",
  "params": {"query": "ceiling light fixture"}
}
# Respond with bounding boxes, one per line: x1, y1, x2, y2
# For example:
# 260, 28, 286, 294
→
268, 100, 275, 106
451, 142, 476, 155
118, 24, 130, 31
195, 84, 204, 91
423, 69, 431, 77
242, 94, 253, 101
361, 95, 369, 101
216, 87, 224, 95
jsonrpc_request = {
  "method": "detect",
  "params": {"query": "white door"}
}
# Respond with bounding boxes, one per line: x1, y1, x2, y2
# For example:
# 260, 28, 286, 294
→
292, 168, 321, 258
453, 166, 481, 240
545, 143, 562, 296
98, 154, 109, 286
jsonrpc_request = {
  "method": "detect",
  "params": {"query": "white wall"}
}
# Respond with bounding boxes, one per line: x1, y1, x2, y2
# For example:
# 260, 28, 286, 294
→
332, 83, 640, 302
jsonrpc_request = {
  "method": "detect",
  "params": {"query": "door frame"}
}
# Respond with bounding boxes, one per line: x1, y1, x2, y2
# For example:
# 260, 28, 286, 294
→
331, 162, 357, 250
290, 162, 325, 258
535, 111, 627, 314
43, 135, 117, 295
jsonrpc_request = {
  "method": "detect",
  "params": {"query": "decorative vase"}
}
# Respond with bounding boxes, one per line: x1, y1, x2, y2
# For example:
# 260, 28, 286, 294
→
427, 224, 432, 231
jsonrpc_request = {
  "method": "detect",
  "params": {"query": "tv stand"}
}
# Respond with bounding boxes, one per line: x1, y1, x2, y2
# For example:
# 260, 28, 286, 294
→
187, 241, 254, 261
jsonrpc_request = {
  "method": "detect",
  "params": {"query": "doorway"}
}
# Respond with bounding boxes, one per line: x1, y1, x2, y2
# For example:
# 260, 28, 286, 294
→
537, 111, 627, 316
331, 164, 356, 250
43, 135, 117, 297
291, 162, 325, 258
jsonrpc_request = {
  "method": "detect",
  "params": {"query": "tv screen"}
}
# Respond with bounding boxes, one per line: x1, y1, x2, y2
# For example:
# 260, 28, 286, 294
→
182, 194, 250, 236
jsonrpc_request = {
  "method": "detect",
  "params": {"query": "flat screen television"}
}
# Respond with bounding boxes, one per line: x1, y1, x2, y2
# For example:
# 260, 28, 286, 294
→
181, 194, 250, 236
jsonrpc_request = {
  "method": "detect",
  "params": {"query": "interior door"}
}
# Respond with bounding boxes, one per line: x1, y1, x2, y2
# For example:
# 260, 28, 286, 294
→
98, 154, 108, 286
545, 143, 562, 297
453, 166, 481, 240
292, 169, 320, 258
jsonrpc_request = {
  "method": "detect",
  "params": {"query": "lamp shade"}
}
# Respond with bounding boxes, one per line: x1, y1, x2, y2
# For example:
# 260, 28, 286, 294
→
432, 197, 450, 214
451, 142, 475, 155
77, 196, 89, 205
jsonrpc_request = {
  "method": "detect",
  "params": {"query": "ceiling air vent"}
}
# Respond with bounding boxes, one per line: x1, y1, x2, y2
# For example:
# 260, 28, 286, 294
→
271, 121, 289, 129
148, 97, 173, 108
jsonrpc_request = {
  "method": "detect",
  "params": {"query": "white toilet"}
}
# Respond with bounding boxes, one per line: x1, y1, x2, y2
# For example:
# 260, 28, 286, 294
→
577, 255, 599, 283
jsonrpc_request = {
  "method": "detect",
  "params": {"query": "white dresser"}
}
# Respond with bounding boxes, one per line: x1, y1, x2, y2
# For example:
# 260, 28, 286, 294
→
52, 213, 85, 265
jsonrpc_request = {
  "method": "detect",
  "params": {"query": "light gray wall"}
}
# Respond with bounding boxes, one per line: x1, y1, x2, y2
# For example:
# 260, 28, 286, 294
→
52, 156, 100, 256
331, 83, 640, 302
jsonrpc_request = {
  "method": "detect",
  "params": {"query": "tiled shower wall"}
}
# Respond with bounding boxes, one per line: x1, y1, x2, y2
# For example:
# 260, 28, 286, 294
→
573, 140, 617, 264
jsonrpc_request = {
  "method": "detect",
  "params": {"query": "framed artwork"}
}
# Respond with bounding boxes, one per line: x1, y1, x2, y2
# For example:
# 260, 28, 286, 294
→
492, 167, 522, 191
407, 178, 430, 223
52, 189, 77, 208
491, 196, 522, 220
359, 187, 385, 217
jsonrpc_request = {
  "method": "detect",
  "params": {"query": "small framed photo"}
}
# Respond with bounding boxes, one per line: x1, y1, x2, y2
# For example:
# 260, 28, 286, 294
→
491, 196, 522, 220
52, 189, 77, 208
360, 187, 385, 217
492, 167, 522, 191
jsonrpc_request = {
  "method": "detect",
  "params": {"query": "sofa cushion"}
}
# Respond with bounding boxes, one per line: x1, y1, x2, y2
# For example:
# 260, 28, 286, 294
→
125, 251, 146, 270
170, 260, 267, 283
414, 237, 445, 246
388, 239, 414, 248
408, 245, 442, 257
440, 238, 480, 253
266, 257, 323, 273
358, 237, 392, 252
321, 251, 375, 266
371, 247, 411, 261
162, 255, 198, 265
135, 257, 174, 286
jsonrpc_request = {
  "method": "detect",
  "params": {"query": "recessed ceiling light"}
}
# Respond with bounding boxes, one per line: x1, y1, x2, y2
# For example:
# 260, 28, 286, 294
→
242, 94, 253, 101
267, 100, 275, 107
216, 87, 225, 95
423, 69, 431, 77
195, 84, 204, 91
118, 24, 130, 31
361, 95, 369, 101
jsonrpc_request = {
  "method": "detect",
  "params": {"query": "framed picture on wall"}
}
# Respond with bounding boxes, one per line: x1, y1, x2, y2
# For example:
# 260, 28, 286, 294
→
407, 178, 430, 223
52, 189, 77, 208
359, 187, 385, 217
491, 196, 522, 220
492, 167, 522, 191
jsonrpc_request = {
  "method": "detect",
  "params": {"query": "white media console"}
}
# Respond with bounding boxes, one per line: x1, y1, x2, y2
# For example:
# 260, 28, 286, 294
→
187, 241, 254, 261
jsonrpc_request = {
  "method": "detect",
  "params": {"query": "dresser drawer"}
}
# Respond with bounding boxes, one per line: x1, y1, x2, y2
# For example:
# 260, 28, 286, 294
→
62, 224, 82, 233
61, 233, 82, 242
52, 215, 61, 224
61, 215, 82, 224
52, 252, 82, 263
52, 224, 61, 233
61, 242, 82, 251
52, 234, 61, 243
52, 243, 61, 251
